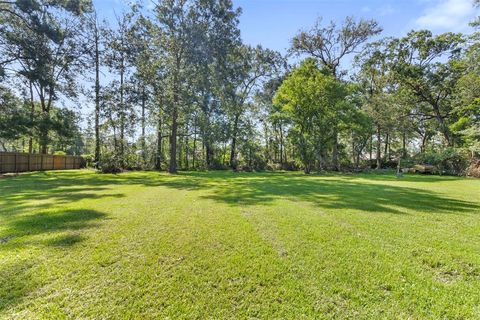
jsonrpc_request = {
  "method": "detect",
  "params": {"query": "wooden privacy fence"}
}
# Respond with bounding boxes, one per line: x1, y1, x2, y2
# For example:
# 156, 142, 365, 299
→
0, 152, 85, 174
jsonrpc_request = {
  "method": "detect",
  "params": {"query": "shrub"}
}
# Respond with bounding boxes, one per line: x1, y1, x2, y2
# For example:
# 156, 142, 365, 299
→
466, 158, 480, 178
98, 152, 122, 174
82, 154, 95, 167
123, 153, 142, 170
414, 148, 468, 176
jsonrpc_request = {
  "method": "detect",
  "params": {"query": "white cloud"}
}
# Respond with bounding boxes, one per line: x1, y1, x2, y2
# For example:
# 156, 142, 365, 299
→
415, 0, 478, 31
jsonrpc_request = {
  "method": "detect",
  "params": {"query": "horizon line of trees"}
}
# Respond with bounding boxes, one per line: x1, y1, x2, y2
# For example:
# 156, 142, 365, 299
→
1, 0, 479, 175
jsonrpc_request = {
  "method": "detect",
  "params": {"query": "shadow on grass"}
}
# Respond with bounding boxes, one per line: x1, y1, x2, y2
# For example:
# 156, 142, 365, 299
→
0, 170, 477, 314
0, 208, 106, 313
0, 171, 125, 213
1, 209, 106, 250
0, 259, 37, 313
0, 170, 478, 217
151, 172, 479, 215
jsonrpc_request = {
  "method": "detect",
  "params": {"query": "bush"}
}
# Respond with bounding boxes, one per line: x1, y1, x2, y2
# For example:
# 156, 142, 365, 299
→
98, 152, 122, 174
413, 148, 468, 176
82, 154, 95, 168
466, 158, 480, 178
53, 150, 66, 155
123, 153, 142, 170
210, 158, 229, 170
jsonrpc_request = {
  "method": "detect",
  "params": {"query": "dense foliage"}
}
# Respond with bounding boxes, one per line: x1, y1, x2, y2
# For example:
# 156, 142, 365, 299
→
0, 0, 478, 175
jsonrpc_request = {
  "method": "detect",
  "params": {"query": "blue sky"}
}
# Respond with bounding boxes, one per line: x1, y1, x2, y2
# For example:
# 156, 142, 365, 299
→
93, 0, 479, 54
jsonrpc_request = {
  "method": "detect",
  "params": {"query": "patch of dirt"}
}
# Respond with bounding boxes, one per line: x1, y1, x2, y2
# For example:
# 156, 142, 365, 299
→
435, 270, 459, 284
0, 236, 13, 244
415, 252, 480, 284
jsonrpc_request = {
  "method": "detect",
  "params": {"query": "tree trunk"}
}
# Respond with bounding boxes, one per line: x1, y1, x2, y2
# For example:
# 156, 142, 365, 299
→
222, 140, 227, 166
384, 132, 389, 161
141, 86, 146, 164
119, 57, 125, 163
169, 71, 179, 173
279, 121, 284, 167
155, 115, 163, 170
421, 134, 428, 153
169, 108, 178, 173
332, 129, 339, 171
184, 133, 189, 170
28, 82, 35, 154
39, 94, 49, 155
432, 103, 451, 146
229, 112, 240, 171
263, 122, 269, 163
205, 142, 214, 168
112, 124, 118, 152
376, 125, 381, 170
178, 132, 182, 170
200, 93, 214, 169
351, 137, 356, 164
369, 135, 373, 161
94, 19, 101, 165
192, 119, 197, 169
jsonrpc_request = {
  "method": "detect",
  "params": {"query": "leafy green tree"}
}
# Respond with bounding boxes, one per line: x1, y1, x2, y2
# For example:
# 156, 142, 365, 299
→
148, 0, 196, 173
0, 86, 30, 150
0, 0, 92, 153
274, 58, 347, 173
103, 11, 138, 164
291, 16, 382, 169
225, 45, 283, 170
355, 41, 397, 168
189, 0, 241, 169
385, 30, 464, 146
452, 32, 480, 156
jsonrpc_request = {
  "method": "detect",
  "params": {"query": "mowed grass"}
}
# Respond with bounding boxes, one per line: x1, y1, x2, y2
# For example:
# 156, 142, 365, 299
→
1, 170, 480, 319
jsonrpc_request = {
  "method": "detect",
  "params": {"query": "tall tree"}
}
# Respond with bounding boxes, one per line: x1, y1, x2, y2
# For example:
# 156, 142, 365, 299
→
385, 30, 464, 146
274, 58, 348, 173
355, 41, 397, 169
189, 0, 241, 168
291, 16, 381, 169
0, 0, 92, 153
225, 45, 283, 170
153, 0, 192, 173
103, 11, 137, 163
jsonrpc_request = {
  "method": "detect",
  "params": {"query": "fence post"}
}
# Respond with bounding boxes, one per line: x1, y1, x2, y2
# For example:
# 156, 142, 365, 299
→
41, 154, 44, 171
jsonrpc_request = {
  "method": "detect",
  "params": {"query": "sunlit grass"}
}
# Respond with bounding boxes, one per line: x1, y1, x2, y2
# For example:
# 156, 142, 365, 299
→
1, 170, 479, 318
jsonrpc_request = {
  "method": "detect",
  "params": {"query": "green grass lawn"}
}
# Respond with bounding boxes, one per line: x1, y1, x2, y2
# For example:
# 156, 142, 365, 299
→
1, 170, 479, 319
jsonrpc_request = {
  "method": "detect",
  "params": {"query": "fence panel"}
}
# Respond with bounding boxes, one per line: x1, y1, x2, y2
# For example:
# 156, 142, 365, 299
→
30, 154, 42, 171
0, 152, 85, 174
66, 156, 75, 169
16, 154, 29, 172
44, 155, 54, 170
53, 155, 65, 170
0, 153, 16, 173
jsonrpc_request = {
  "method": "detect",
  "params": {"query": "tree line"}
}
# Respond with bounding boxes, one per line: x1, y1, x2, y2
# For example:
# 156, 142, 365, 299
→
0, 0, 479, 175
